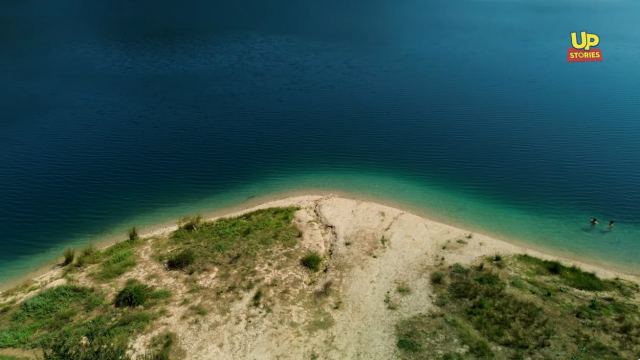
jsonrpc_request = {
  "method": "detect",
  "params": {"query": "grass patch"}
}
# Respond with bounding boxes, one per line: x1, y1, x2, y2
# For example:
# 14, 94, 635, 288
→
178, 215, 203, 232
396, 255, 640, 359
0, 283, 164, 355
42, 311, 154, 359
517, 254, 611, 291
163, 207, 299, 272
0, 285, 104, 348
115, 280, 170, 308
115, 281, 149, 308
155, 207, 301, 296
145, 331, 181, 360
74, 245, 100, 268
166, 249, 195, 271
300, 252, 323, 272
93, 241, 138, 281
397, 283, 411, 295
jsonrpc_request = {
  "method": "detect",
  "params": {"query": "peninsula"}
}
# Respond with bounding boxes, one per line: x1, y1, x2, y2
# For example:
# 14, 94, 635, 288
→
0, 195, 638, 359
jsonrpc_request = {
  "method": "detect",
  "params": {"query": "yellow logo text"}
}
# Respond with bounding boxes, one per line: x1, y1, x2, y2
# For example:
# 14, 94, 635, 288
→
571, 32, 599, 50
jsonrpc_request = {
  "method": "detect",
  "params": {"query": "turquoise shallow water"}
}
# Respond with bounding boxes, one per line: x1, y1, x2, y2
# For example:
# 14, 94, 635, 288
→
2, 170, 639, 282
1, 0, 640, 282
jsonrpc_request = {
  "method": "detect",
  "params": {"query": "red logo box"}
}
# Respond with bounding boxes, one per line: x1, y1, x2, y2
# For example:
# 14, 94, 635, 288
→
568, 48, 602, 62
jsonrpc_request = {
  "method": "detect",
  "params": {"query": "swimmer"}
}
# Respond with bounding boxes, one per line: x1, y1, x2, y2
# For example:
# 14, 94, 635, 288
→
608, 220, 615, 229
590, 218, 599, 226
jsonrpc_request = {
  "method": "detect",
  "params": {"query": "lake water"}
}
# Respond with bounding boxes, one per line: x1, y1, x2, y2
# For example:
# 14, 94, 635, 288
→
1, 0, 640, 282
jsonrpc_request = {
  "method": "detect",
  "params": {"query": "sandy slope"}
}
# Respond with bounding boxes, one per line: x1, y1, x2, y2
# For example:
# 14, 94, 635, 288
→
1, 195, 638, 359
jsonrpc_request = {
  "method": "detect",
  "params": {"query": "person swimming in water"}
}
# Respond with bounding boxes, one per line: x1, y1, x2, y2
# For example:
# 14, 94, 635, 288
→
608, 220, 615, 229
590, 218, 599, 226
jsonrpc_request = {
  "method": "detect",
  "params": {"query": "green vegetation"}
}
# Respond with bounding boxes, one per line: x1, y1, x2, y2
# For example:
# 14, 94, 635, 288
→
166, 249, 195, 271
157, 207, 300, 291
0, 285, 103, 348
396, 283, 411, 295
252, 289, 263, 307
93, 241, 138, 281
1, 207, 303, 358
41, 311, 154, 360
128, 227, 139, 243
62, 248, 75, 266
168, 208, 299, 265
115, 280, 171, 308
300, 252, 323, 272
516, 254, 613, 291
145, 331, 180, 360
396, 256, 640, 359
0, 283, 164, 359
178, 215, 203, 232
73, 245, 99, 268
430, 271, 444, 285
115, 281, 148, 308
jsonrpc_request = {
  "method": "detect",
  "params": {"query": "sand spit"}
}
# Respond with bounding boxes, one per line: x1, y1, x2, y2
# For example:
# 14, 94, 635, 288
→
1, 195, 638, 359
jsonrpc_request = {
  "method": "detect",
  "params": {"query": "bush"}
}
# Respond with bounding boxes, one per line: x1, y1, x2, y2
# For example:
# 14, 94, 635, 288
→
75, 246, 99, 268
167, 249, 195, 270
397, 337, 421, 352
115, 281, 149, 308
430, 271, 445, 285
301, 252, 323, 272
252, 289, 263, 307
178, 215, 203, 232
63, 248, 75, 266
128, 227, 139, 243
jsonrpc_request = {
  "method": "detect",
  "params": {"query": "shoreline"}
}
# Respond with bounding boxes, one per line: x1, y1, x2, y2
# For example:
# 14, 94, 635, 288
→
1, 191, 638, 293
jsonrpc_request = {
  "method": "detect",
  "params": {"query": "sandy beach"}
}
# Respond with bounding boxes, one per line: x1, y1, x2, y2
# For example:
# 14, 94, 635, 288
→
1, 194, 639, 359
2, 192, 637, 295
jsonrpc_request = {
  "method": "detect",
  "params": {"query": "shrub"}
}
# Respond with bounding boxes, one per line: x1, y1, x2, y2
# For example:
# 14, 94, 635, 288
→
397, 337, 421, 352
252, 289, 263, 307
167, 249, 195, 270
451, 263, 468, 274
301, 252, 323, 272
430, 271, 445, 285
63, 248, 75, 266
115, 281, 149, 308
128, 227, 139, 243
178, 215, 203, 232
75, 246, 99, 268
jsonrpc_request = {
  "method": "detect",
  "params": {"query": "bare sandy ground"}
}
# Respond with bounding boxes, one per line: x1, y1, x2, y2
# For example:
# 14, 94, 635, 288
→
1, 195, 638, 359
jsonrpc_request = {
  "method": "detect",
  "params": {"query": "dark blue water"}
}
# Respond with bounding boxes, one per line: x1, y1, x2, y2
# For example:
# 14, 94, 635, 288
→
2, 0, 640, 281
